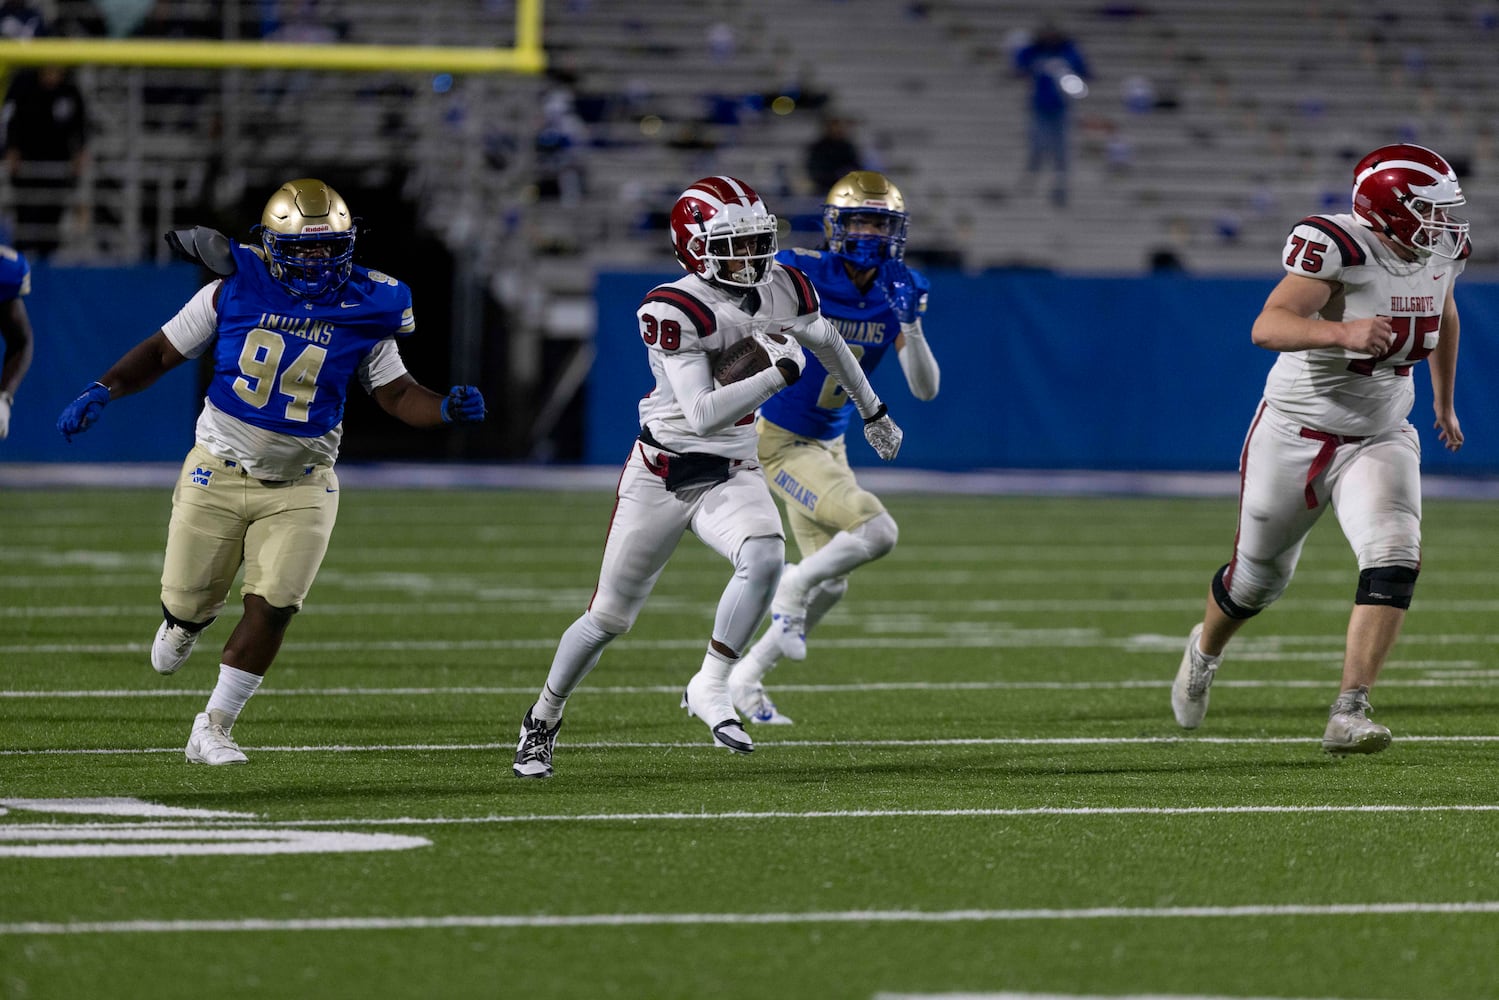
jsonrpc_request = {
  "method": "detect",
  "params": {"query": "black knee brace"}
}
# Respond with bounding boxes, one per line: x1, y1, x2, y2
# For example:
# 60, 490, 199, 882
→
1211, 564, 1262, 620
161, 602, 214, 633
1355, 565, 1419, 609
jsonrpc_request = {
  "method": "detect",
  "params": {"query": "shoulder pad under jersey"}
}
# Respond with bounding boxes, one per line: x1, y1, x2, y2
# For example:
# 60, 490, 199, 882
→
641, 284, 718, 340
778, 264, 821, 316
1286, 215, 1367, 275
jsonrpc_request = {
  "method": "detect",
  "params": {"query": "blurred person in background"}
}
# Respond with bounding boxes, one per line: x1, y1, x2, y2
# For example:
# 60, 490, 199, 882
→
512, 175, 903, 778
0, 0, 45, 38
729, 171, 940, 724
0, 243, 33, 439
55, 178, 486, 765
2, 64, 89, 259
1171, 143, 1470, 755
1014, 20, 1090, 207
805, 114, 865, 194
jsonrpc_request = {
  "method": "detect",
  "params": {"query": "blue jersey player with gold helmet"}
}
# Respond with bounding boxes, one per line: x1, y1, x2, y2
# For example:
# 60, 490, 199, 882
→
57, 178, 487, 765
729, 170, 941, 725
0, 244, 35, 440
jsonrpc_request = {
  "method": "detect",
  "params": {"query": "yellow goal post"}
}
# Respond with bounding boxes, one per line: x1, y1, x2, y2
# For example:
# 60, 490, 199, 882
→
0, 0, 545, 91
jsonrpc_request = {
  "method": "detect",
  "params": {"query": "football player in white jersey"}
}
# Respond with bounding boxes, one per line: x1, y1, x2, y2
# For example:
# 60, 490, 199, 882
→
513, 175, 903, 778
729, 171, 941, 726
1171, 143, 1469, 754
56, 179, 487, 765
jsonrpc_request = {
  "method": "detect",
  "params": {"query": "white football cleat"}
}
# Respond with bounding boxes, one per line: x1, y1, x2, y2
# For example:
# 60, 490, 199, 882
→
185, 712, 247, 765
151, 620, 201, 675
681, 670, 753, 753
513, 710, 562, 778
1171, 623, 1221, 729
730, 676, 794, 726
1322, 686, 1393, 754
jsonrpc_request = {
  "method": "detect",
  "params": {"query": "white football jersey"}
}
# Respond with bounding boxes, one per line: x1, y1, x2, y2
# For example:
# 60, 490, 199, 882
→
1262, 212, 1466, 437
635, 264, 861, 460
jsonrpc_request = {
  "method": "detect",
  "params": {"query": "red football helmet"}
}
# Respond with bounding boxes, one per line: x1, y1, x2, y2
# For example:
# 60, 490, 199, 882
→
1351, 143, 1469, 259
669, 176, 778, 287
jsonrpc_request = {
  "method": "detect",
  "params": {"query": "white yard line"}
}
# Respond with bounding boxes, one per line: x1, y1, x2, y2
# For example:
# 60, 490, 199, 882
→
21, 803, 1499, 829
7, 631, 1499, 655
6, 901, 1499, 936
7, 734, 1499, 757
11, 597, 1499, 617
1, 675, 1495, 699
875, 993, 1369, 1000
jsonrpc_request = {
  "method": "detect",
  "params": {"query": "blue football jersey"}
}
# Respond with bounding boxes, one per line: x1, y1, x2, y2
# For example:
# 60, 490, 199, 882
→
0, 245, 32, 300
758, 248, 928, 440
206, 244, 415, 437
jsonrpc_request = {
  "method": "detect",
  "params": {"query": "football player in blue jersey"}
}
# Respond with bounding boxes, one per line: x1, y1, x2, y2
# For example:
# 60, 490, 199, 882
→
0, 244, 35, 440
728, 171, 940, 725
56, 178, 487, 765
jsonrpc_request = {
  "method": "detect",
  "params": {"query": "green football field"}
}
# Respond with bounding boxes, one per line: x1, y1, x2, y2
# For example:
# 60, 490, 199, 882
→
4, 485, 1499, 1000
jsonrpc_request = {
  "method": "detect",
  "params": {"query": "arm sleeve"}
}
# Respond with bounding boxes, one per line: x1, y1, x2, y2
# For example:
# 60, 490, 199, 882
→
794, 314, 883, 419
358, 337, 411, 393
660, 351, 787, 435
897, 321, 940, 401
159, 280, 222, 359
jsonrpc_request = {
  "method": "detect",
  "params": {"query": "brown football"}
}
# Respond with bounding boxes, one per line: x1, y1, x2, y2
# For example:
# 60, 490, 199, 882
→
711, 338, 772, 384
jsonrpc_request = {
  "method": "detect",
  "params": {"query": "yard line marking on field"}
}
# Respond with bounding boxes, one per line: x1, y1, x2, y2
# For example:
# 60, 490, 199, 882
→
7, 901, 1499, 935
10, 597, 1499, 618
8, 627, 1499, 655
8, 735, 1499, 757
3, 675, 1495, 700
50, 803, 1499, 830
0, 827, 431, 858
0, 797, 254, 819
874, 993, 1367, 1000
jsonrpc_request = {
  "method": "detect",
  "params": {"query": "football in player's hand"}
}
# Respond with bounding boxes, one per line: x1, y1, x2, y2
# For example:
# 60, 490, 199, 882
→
711, 337, 772, 385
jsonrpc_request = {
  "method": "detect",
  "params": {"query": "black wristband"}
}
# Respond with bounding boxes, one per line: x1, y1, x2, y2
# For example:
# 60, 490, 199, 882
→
862, 403, 888, 425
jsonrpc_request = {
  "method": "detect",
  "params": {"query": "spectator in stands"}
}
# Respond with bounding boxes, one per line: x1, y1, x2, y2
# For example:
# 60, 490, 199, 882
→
2, 65, 89, 259
0, 243, 33, 440
805, 115, 863, 194
534, 83, 589, 205
0, 0, 45, 38
1014, 20, 1090, 207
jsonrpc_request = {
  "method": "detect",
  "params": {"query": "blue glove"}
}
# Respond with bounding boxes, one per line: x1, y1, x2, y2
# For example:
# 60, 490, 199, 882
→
57, 382, 112, 441
440, 385, 486, 424
880, 260, 923, 325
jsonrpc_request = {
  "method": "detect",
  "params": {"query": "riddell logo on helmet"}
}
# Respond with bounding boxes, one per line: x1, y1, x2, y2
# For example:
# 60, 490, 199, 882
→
300, 224, 333, 233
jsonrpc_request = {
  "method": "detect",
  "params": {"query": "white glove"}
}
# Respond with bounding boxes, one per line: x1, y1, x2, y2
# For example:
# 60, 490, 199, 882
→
0, 392, 11, 440
863, 404, 903, 461
753, 329, 807, 386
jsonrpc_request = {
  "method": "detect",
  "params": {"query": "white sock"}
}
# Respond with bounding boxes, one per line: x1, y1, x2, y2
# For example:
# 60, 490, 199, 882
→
205, 664, 263, 730
534, 612, 618, 723
733, 635, 781, 686
698, 646, 734, 684
803, 577, 848, 633
792, 513, 898, 593
534, 684, 568, 724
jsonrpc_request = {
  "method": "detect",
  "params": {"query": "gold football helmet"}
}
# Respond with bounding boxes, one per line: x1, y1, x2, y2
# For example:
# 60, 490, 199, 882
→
822, 170, 909, 268
258, 178, 357, 297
